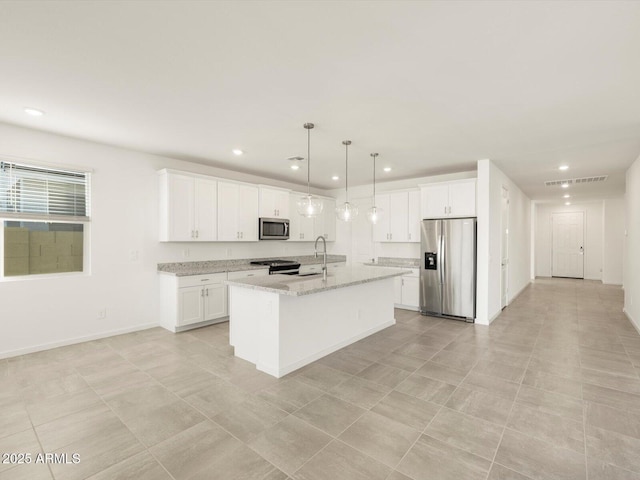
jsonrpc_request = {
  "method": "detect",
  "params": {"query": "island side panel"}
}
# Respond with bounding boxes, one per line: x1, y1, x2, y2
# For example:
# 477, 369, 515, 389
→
276, 277, 396, 377
228, 285, 281, 373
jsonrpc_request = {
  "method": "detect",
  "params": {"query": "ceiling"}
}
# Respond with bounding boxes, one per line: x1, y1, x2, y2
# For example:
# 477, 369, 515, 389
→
1, 1, 640, 202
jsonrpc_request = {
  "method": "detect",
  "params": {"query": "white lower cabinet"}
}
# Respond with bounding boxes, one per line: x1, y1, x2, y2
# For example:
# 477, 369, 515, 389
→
160, 268, 268, 332
176, 273, 227, 328
227, 269, 269, 281
299, 262, 345, 275
393, 268, 420, 310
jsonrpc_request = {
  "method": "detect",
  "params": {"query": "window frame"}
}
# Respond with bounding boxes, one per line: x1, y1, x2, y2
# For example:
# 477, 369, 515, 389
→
0, 158, 92, 281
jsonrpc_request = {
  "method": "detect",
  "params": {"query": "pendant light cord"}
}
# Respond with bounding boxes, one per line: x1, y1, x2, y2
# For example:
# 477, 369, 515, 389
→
307, 126, 311, 196
373, 154, 376, 199
345, 142, 349, 202
342, 140, 351, 203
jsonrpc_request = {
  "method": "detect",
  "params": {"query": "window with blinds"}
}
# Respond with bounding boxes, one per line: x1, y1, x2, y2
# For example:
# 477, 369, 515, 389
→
0, 161, 90, 221
1, 161, 91, 277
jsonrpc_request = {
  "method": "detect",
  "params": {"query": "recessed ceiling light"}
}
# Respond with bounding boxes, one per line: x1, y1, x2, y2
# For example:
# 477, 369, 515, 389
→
383, 167, 391, 172
332, 175, 339, 181
287, 155, 303, 171
24, 107, 44, 117
565, 202, 571, 206
232, 149, 243, 156
559, 165, 569, 171
563, 194, 570, 198
561, 183, 569, 188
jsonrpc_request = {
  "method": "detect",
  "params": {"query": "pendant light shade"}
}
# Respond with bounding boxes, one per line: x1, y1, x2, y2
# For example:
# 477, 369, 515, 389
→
335, 140, 358, 222
297, 123, 323, 218
367, 153, 383, 224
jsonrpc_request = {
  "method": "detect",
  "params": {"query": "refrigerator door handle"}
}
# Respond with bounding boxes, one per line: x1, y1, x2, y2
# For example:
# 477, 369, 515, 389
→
438, 233, 444, 286
439, 231, 445, 314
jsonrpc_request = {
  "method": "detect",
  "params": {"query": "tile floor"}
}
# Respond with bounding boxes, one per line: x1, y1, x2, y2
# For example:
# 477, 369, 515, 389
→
1, 278, 640, 480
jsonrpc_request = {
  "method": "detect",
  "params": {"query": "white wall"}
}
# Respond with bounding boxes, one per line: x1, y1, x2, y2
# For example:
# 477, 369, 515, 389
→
603, 198, 625, 285
534, 202, 604, 281
0, 123, 335, 358
476, 159, 531, 325
625, 154, 640, 331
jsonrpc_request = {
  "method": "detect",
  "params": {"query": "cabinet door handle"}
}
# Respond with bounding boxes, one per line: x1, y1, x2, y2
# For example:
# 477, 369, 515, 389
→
201, 289, 204, 297
195, 230, 199, 238
240, 232, 243, 239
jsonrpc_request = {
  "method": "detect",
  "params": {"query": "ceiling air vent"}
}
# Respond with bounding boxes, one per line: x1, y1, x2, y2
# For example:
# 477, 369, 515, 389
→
544, 175, 608, 187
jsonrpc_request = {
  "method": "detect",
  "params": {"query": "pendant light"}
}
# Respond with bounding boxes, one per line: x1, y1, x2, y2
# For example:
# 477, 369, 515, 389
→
367, 153, 383, 224
335, 140, 358, 222
297, 123, 324, 218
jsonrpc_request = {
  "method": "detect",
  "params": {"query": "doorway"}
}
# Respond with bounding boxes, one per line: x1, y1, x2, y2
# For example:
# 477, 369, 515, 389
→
552, 212, 584, 278
500, 186, 509, 309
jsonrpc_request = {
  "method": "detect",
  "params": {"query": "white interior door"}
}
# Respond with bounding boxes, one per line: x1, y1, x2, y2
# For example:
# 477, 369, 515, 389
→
352, 196, 374, 264
501, 187, 509, 309
552, 212, 584, 278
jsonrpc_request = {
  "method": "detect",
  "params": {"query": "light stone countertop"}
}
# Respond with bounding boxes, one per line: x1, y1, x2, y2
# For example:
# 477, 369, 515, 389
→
224, 265, 409, 296
362, 257, 420, 268
158, 255, 347, 276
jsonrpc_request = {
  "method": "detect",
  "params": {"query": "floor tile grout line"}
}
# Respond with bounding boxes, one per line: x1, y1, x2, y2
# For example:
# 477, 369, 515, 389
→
72, 344, 180, 480
136, 337, 308, 471
385, 323, 487, 479
26, 413, 55, 480
481, 317, 542, 480
291, 314, 467, 480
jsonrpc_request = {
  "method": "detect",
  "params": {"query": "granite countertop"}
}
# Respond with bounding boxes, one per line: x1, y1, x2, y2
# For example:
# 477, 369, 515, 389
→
158, 254, 347, 276
362, 257, 419, 268
224, 266, 408, 296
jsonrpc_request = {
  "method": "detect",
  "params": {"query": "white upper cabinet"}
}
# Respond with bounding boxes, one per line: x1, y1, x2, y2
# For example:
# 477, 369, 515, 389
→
159, 170, 217, 242
372, 194, 391, 242
217, 181, 259, 241
194, 179, 218, 240
407, 190, 420, 243
421, 183, 450, 219
259, 186, 290, 219
314, 197, 336, 242
448, 180, 477, 217
372, 190, 419, 243
420, 179, 476, 219
288, 192, 315, 241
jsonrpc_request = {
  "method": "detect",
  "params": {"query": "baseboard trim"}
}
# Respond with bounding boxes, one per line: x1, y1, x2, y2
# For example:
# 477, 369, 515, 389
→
0, 322, 159, 360
624, 309, 640, 336
508, 281, 531, 304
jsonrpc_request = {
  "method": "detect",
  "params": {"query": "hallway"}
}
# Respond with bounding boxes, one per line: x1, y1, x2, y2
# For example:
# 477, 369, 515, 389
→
1, 278, 639, 480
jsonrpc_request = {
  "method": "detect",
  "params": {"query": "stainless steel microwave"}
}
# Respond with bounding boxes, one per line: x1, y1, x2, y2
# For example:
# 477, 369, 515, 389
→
259, 218, 290, 240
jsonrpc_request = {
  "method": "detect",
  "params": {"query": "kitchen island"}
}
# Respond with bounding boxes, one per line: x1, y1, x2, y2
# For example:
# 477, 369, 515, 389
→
225, 266, 408, 377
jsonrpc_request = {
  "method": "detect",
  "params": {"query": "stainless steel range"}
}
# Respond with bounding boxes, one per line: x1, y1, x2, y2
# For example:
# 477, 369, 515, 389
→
250, 259, 300, 275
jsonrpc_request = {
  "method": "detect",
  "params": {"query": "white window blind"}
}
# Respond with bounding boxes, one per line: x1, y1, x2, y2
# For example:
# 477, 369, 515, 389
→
0, 161, 90, 221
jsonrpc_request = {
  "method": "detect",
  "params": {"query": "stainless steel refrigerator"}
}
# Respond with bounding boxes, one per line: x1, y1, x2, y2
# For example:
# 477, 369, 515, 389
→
420, 218, 476, 322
